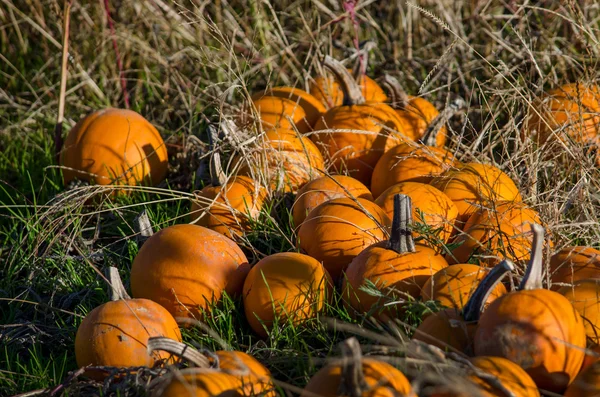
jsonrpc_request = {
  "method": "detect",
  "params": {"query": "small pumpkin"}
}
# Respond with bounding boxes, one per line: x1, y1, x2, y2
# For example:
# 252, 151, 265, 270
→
242, 252, 332, 337
474, 224, 587, 393
564, 359, 600, 397
371, 142, 456, 199
216, 350, 276, 396
550, 246, 600, 289
162, 370, 243, 397
343, 194, 449, 320
190, 126, 266, 239
75, 268, 182, 379
130, 224, 250, 321
60, 108, 168, 187
297, 197, 391, 280
254, 87, 326, 129
559, 279, 600, 344
292, 174, 373, 228
248, 95, 311, 133
374, 181, 458, 244
467, 356, 540, 397
311, 56, 410, 185
301, 337, 414, 397
430, 162, 522, 226
421, 263, 507, 310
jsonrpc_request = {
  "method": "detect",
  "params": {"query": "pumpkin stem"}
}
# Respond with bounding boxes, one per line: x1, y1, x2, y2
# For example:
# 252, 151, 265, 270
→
107, 266, 131, 301
462, 260, 515, 322
147, 337, 210, 368
420, 97, 466, 146
134, 209, 154, 246
380, 75, 410, 109
519, 223, 546, 291
208, 125, 227, 187
337, 337, 369, 397
388, 194, 416, 254
322, 55, 365, 106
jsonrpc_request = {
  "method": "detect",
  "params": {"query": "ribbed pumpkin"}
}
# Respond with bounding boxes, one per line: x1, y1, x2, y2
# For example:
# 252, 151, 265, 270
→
292, 175, 373, 228
550, 246, 600, 289
523, 83, 600, 164
474, 224, 587, 393
60, 108, 168, 187
343, 194, 448, 320
75, 268, 182, 379
371, 142, 456, 199
412, 259, 514, 354
374, 182, 458, 244
301, 337, 414, 397
161, 370, 243, 397
297, 197, 391, 280
430, 162, 522, 225
559, 279, 600, 344
190, 126, 266, 239
311, 56, 409, 185
448, 201, 544, 266
130, 224, 250, 321
466, 356, 540, 397
421, 264, 507, 310
216, 351, 276, 396
564, 359, 600, 397
235, 128, 324, 193
249, 95, 311, 133
242, 252, 332, 337
254, 87, 326, 129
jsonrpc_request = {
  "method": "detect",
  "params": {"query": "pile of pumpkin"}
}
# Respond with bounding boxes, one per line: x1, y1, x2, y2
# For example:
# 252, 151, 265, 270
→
60, 55, 600, 395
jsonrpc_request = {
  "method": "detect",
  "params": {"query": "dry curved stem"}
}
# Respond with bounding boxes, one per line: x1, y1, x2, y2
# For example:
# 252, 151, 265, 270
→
388, 194, 416, 254
519, 223, 546, 291
380, 74, 409, 109
107, 266, 130, 301
147, 337, 210, 368
322, 55, 365, 106
420, 97, 466, 146
337, 337, 368, 397
208, 124, 227, 187
462, 259, 515, 322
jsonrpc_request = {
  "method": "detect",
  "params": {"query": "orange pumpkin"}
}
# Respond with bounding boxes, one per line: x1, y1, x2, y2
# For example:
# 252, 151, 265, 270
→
371, 142, 456, 199
474, 224, 587, 393
430, 162, 522, 225
248, 95, 311, 133
523, 83, 600, 164
421, 264, 507, 310
75, 268, 182, 379
297, 197, 391, 280
292, 174, 373, 228
343, 194, 449, 320
412, 259, 514, 354
559, 279, 600, 344
60, 108, 168, 187
466, 356, 540, 397
242, 252, 332, 337
374, 181, 458, 244
565, 359, 600, 397
162, 369, 243, 397
254, 87, 326, 129
447, 201, 544, 266
130, 224, 250, 321
216, 350, 276, 396
581, 344, 600, 373
311, 56, 410, 185
550, 246, 600, 289
301, 337, 414, 397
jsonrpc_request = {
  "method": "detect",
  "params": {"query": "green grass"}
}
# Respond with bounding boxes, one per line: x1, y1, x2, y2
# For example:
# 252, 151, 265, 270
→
1, 0, 600, 396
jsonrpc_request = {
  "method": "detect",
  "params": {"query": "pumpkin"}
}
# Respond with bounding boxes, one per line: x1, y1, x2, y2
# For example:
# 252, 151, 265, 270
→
130, 224, 250, 321
216, 350, 276, 396
242, 252, 332, 337
254, 87, 327, 129
420, 264, 507, 310
474, 224, 587, 393
430, 162, 522, 226
248, 95, 311, 133
523, 83, 600, 164
190, 126, 266, 239
161, 370, 243, 397
297, 197, 391, 280
412, 259, 514, 354
311, 56, 410, 185
559, 279, 600, 344
235, 128, 324, 193
370, 142, 456, 199
292, 174, 373, 228
75, 268, 182, 379
60, 108, 168, 187
466, 356, 540, 397
343, 194, 449, 320
581, 344, 600, 373
447, 201, 544, 266
550, 246, 600, 289
565, 359, 600, 397
301, 337, 414, 397
374, 181, 458, 244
